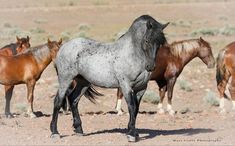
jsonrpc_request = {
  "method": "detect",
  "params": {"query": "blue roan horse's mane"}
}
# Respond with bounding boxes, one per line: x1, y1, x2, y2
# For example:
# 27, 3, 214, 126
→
132, 15, 156, 24
128, 15, 167, 46
118, 15, 157, 39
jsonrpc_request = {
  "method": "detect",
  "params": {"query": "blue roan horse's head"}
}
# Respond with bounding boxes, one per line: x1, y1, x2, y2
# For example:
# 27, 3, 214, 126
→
130, 15, 169, 72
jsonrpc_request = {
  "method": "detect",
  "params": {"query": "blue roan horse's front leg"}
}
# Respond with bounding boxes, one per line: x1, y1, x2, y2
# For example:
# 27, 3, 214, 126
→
120, 81, 140, 142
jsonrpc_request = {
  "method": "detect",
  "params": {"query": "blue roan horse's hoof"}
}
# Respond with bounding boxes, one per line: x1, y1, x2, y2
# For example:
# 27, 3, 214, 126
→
74, 133, 84, 136
50, 134, 61, 139
127, 135, 139, 142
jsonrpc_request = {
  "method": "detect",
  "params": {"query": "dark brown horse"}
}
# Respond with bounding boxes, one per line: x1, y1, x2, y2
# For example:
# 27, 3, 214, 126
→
116, 37, 215, 115
0, 38, 62, 118
0, 36, 30, 56
216, 42, 235, 113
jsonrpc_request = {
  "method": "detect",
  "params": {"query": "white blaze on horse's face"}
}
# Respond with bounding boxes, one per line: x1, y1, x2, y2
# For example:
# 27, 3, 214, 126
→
142, 20, 168, 72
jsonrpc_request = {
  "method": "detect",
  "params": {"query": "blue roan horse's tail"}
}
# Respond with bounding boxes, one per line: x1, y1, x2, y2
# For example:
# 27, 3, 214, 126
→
84, 85, 103, 103
54, 64, 103, 111
61, 85, 103, 111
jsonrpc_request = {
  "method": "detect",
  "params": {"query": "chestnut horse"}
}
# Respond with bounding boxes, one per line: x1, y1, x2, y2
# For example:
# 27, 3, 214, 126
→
216, 42, 235, 113
116, 37, 215, 115
0, 38, 62, 118
0, 36, 31, 118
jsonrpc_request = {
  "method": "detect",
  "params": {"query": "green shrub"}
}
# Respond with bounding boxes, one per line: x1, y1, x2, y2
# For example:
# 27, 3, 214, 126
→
93, 0, 108, 5
15, 103, 27, 113
30, 27, 46, 33
177, 79, 193, 92
219, 25, 235, 36
143, 90, 160, 104
60, 31, 72, 41
203, 91, 219, 107
191, 28, 218, 36
191, 25, 235, 36
34, 19, 48, 24
171, 19, 192, 27
78, 23, 90, 31
3, 22, 12, 28
77, 31, 87, 38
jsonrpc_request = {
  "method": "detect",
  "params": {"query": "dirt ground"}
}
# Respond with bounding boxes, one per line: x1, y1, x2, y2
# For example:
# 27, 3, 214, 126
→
0, 0, 235, 145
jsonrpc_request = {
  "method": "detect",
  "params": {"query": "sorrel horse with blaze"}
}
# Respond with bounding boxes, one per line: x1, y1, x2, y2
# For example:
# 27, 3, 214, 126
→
0, 38, 62, 118
216, 42, 235, 113
116, 37, 215, 115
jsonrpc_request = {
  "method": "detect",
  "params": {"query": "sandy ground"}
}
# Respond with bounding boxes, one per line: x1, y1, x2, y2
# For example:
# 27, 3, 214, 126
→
0, 0, 235, 145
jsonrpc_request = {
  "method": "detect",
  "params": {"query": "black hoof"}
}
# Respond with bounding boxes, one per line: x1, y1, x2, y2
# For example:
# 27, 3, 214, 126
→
51, 134, 61, 139
74, 128, 84, 136
127, 135, 138, 142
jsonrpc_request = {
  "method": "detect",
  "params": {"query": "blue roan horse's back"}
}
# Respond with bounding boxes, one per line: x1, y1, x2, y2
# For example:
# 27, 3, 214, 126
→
56, 38, 121, 88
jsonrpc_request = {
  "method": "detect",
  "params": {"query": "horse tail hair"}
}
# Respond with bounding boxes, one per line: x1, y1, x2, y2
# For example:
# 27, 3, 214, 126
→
216, 50, 226, 85
61, 85, 103, 112
83, 85, 103, 103
216, 49, 230, 99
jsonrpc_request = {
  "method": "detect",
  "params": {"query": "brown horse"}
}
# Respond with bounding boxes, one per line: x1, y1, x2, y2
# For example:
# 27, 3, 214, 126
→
0, 36, 31, 118
0, 38, 62, 118
216, 42, 235, 113
0, 36, 30, 56
116, 37, 215, 115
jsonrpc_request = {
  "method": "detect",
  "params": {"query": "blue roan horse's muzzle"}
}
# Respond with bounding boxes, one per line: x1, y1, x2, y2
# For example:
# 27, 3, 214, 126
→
145, 62, 155, 72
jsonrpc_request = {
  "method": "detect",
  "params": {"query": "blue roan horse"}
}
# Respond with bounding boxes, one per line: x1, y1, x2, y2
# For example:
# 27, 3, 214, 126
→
50, 15, 169, 142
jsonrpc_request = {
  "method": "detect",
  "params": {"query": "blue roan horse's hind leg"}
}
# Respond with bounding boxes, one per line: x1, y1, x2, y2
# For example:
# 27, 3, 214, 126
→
50, 77, 74, 138
67, 77, 90, 136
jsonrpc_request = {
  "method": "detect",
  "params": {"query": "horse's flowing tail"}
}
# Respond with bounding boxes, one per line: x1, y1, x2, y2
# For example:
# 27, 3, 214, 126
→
61, 85, 103, 111
83, 85, 103, 103
216, 49, 229, 99
53, 64, 103, 110
216, 50, 226, 84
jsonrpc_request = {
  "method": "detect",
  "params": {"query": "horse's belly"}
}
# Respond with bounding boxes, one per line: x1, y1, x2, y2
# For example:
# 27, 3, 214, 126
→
78, 58, 118, 88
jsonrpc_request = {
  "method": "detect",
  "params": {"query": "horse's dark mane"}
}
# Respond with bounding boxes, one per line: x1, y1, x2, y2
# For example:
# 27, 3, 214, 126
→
117, 15, 155, 40
1, 43, 18, 55
21, 43, 50, 63
22, 44, 46, 53
133, 15, 156, 24
131, 15, 167, 46
1, 43, 17, 49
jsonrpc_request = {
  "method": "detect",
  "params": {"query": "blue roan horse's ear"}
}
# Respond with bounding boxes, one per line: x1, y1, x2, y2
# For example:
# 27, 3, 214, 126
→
146, 20, 153, 29
161, 22, 170, 30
